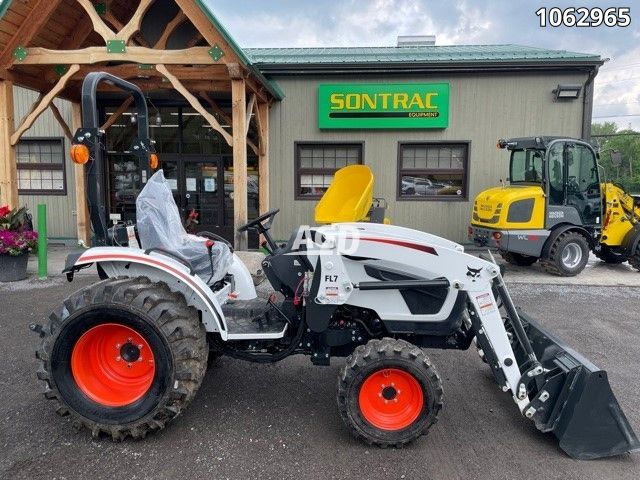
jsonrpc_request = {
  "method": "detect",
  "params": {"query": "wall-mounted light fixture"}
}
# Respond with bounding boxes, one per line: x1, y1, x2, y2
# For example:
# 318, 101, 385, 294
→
553, 84, 582, 100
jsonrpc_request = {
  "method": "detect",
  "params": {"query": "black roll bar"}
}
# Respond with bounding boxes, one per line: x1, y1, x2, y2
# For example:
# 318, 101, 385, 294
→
77, 72, 153, 246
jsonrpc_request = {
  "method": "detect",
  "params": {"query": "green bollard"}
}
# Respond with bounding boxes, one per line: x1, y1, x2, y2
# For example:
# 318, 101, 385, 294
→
37, 203, 47, 279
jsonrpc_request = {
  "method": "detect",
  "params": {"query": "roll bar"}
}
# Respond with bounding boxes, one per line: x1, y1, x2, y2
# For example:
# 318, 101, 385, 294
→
74, 72, 154, 246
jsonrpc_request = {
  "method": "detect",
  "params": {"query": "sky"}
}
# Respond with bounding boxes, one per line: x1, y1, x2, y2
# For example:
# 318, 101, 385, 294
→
206, 0, 640, 131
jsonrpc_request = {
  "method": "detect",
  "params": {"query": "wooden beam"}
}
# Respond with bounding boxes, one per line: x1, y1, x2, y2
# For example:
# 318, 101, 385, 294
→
254, 101, 267, 156
115, 0, 154, 43
59, 0, 117, 50
232, 78, 248, 250
0, 0, 64, 67
59, 19, 95, 50
16, 92, 44, 129
156, 64, 233, 146
49, 101, 73, 141
0, 81, 18, 208
257, 102, 270, 215
72, 64, 229, 81
0, 67, 52, 92
100, 96, 133, 130
245, 93, 256, 137
154, 11, 187, 49
200, 92, 231, 124
227, 63, 244, 80
174, 0, 243, 65
186, 33, 204, 48
10, 64, 80, 145
94, 79, 230, 93
76, 0, 116, 43
18, 46, 221, 65
103, 11, 150, 47
199, 91, 258, 155
71, 102, 91, 246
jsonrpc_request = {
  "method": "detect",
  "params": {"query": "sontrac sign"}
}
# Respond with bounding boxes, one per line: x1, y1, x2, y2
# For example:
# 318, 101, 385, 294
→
318, 83, 450, 129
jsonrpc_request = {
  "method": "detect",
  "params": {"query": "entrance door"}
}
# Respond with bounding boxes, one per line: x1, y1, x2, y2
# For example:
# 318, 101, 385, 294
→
162, 155, 232, 243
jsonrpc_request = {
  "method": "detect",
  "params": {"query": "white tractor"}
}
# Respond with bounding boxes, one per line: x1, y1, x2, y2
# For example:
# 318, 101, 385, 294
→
32, 73, 639, 460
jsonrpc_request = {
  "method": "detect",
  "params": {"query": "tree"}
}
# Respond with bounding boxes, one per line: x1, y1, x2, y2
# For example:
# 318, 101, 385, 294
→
591, 122, 640, 193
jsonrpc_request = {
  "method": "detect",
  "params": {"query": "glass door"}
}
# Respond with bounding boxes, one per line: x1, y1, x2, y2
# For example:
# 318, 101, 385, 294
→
183, 159, 225, 236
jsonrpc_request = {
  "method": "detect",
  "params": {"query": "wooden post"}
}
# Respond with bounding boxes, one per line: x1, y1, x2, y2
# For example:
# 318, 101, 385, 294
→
232, 78, 248, 250
257, 102, 270, 215
71, 102, 90, 246
0, 80, 18, 208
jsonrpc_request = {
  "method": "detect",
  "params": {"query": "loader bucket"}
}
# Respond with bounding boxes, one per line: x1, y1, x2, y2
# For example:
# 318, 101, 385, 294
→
519, 311, 640, 460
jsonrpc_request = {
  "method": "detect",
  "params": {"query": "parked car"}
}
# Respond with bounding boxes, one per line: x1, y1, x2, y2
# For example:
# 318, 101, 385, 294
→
401, 176, 447, 196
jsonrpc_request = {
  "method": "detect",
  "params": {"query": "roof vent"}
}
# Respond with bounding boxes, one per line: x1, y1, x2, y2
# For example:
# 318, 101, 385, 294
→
397, 35, 436, 47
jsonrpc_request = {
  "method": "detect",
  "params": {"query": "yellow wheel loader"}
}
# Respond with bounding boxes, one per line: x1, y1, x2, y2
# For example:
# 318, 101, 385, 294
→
469, 137, 640, 276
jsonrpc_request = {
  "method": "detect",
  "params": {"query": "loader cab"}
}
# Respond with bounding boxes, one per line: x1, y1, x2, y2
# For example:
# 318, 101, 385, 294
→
544, 140, 602, 227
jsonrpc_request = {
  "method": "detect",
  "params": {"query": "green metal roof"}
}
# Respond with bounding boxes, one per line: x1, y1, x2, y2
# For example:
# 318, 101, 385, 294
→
245, 44, 601, 66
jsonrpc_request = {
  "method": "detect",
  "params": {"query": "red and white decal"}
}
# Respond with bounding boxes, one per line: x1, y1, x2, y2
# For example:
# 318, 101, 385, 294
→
358, 237, 438, 256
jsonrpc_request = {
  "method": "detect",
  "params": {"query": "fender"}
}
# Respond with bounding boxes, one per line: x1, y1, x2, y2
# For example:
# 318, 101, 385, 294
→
63, 247, 256, 340
622, 224, 640, 256
541, 224, 593, 258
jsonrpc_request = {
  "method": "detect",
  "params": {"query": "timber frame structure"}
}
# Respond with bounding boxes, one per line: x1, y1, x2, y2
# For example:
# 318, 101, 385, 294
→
0, 0, 281, 249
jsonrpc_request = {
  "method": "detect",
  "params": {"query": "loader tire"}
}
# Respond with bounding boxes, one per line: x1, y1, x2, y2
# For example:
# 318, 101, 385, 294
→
629, 244, 640, 272
595, 245, 628, 264
501, 252, 538, 267
337, 338, 443, 448
540, 231, 589, 277
36, 277, 208, 441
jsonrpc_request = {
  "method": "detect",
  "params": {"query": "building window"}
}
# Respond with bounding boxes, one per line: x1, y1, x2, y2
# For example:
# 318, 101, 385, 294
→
398, 143, 469, 200
295, 142, 363, 199
17, 138, 66, 195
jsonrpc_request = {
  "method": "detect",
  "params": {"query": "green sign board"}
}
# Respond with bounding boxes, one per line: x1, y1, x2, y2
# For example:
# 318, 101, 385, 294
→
318, 83, 450, 129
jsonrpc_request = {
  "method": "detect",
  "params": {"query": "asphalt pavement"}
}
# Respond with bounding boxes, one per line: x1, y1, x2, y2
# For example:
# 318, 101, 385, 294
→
0, 271, 639, 479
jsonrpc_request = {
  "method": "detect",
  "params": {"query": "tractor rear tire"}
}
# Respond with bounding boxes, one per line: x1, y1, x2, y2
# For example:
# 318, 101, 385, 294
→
36, 277, 208, 440
337, 338, 443, 448
540, 231, 590, 277
595, 245, 628, 264
501, 252, 538, 267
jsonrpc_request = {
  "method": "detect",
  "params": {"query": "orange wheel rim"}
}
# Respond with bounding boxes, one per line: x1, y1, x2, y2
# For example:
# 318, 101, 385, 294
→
358, 368, 424, 430
71, 323, 156, 407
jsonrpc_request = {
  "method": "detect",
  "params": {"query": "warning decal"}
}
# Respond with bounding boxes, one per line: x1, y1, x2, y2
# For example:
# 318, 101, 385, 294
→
476, 293, 497, 316
325, 287, 339, 297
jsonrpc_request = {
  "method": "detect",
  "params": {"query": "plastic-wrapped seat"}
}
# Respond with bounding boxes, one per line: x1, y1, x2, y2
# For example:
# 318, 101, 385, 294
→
136, 170, 233, 285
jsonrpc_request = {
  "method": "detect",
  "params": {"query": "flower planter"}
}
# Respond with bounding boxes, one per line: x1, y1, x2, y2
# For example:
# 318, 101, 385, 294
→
0, 252, 29, 282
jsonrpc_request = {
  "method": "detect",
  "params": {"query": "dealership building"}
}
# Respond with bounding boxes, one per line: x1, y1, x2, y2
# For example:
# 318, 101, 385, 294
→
0, 1, 604, 248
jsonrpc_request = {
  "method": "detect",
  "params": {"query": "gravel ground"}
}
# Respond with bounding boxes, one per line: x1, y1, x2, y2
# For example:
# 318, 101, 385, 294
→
0, 276, 638, 480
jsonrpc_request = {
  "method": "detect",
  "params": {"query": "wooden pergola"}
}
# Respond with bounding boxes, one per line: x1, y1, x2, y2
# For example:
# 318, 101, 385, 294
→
0, 0, 279, 249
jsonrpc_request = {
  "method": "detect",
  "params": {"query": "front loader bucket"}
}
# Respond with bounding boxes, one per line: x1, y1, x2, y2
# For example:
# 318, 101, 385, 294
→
519, 311, 640, 460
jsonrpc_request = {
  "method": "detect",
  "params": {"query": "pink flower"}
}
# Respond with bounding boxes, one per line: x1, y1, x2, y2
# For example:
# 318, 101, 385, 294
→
0, 229, 37, 256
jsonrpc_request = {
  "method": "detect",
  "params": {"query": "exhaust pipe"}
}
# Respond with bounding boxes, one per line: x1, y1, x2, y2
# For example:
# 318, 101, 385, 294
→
517, 311, 640, 459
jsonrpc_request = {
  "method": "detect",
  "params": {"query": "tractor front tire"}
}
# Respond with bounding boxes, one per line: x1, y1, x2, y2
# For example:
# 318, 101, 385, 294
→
540, 231, 590, 276
501, 252, 538, 267
36, 277, 208, 440
596, 245, 629, 264
337, 338, 443, 448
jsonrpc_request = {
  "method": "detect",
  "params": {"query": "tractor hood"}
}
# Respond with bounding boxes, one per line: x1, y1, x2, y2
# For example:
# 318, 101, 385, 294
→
472, 185, 545, 229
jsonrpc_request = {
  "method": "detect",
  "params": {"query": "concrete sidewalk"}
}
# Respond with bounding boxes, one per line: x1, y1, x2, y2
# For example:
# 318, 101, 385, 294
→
2, 244, 639, 292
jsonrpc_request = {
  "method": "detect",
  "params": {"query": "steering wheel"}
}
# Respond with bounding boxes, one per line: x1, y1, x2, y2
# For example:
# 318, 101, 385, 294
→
237, 209, 280, 233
